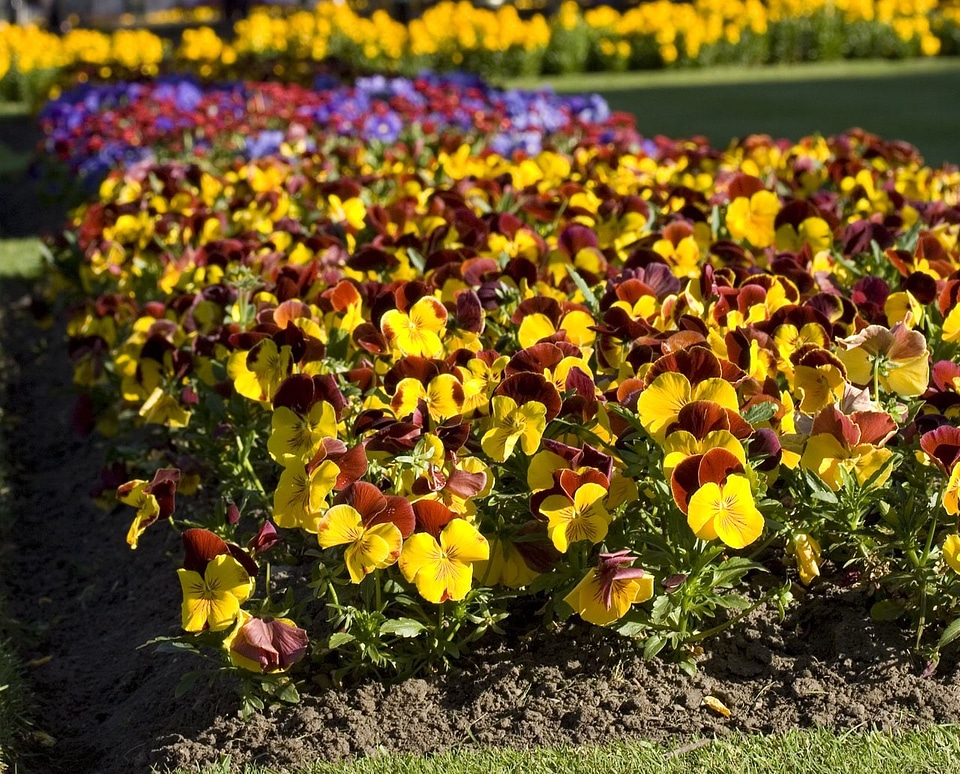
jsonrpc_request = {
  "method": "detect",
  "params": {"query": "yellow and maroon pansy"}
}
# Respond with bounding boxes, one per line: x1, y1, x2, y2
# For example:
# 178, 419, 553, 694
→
540, 481, 612, 553
669, 446, 746, 515
800, 405, 897, 491
836, 322, 930, 399
687, 474, 764, 549
919, 425, 960, 476
317, 482, 414, 583
228, 336, 295, 403
391, 373, 465, 424
273, 456, 341, 531
380, 295, 448, 359
177, 528, 255, 633
792, 347, 847, 415
637, 370, 739, 443
399, 513, 489, 604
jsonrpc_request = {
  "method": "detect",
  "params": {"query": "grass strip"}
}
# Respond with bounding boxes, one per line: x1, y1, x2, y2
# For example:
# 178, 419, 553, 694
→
183, 727, 960, 774
0, 239, 44, 279
0, 103, 28, 119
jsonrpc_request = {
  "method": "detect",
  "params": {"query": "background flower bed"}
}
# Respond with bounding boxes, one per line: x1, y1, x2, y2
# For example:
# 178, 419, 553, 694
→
4, 0, 960, 104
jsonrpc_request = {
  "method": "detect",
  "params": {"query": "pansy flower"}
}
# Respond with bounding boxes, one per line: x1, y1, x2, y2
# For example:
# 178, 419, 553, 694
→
317, 482, 415, 583
177, 529, 254, 633
725, 182, 780, 249
564, 550, 655, 626
540, 481, 612, 553
273, 456, 341, 531
380, 295, 448, 359
268, 375, 341, 466
637, 370, 739, 443
399, 513, 489, 604
481, 372, 560, 463
228, 336, 296, 404
800, 405, 897, 491
836, 322, 930, 399
687, 473, 764, 549
792, 347, 847, 415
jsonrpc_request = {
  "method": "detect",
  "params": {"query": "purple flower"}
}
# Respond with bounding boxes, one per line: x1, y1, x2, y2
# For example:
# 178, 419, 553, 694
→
362, 112, 403, 144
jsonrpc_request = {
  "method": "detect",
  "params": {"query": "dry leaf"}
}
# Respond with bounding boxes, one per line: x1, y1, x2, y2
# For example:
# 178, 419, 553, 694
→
701, 694, 732, 717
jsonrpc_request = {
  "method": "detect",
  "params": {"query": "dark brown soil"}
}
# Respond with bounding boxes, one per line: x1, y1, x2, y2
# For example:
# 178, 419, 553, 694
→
3, 294, 960, 774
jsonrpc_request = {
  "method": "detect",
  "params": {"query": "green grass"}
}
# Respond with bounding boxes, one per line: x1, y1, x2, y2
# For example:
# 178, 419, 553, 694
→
0, 239, 44, 279
507, 58, 960, 167
182, 728, 960, 774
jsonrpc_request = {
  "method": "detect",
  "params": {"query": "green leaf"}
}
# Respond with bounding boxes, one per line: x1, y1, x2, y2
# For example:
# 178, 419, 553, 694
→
650, 594, 674, 624
643, 634, 667, 660
802, 469, 838, 505
870, 599, 906, 622
278, 681, 301, 704
938, 618, 960, 649
407, 247, 426, 274
677, 655, 698, 677
712, 594, 753, 611
742, 401, 777, 426
380, 618, 426, 638
327, 632, 356, 649
615, 621, 647, 638
711, 557, 764, 589
566, 265, 598, 313
174, 671, 204, 699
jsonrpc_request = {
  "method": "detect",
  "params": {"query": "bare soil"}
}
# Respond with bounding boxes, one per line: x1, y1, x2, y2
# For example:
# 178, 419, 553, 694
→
3, 288, 960, 774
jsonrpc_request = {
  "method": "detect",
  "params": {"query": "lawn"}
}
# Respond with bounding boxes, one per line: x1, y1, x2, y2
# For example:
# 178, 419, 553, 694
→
190, 728, 960, 774
509, 58, 960, 167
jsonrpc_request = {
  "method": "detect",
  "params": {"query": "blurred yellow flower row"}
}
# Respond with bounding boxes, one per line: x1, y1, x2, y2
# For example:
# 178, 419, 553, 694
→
3, 0, 960, 94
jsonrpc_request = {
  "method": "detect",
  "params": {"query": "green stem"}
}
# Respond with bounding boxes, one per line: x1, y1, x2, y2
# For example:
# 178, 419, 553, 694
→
873, 356, 882, 404
922, 511, 940, 565
264, 561, 272, 607
686, 588, 780, 644
237, 433, 267, 498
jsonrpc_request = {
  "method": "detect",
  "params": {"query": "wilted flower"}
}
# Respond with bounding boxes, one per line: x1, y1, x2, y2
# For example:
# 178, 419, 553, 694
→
789, 534, 822, 585
116, 467, 180, 549
564, 550, 654, 625
223, 611, 309, 673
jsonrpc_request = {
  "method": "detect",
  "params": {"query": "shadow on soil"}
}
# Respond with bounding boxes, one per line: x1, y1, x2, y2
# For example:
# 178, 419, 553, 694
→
0, 113, 69, 240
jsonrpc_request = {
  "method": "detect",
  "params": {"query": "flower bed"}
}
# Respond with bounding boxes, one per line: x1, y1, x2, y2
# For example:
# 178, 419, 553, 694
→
4, 1, 960, 103
37, 69, 960, 710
